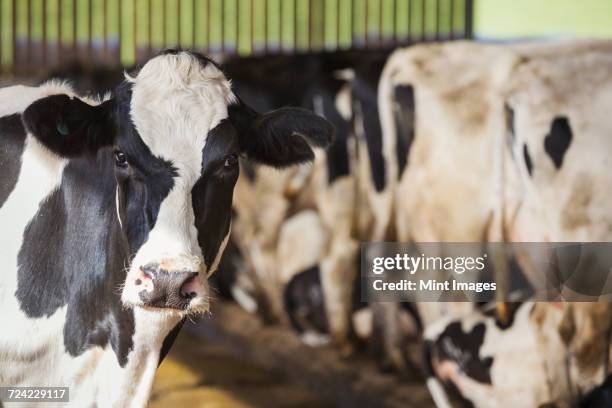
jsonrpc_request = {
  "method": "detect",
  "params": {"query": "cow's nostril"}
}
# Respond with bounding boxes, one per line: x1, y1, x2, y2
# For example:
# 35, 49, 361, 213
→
179, 275, 199, 299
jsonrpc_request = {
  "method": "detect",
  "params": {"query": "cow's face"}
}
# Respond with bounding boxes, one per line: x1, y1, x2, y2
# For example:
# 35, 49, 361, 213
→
22, 50, 334, 315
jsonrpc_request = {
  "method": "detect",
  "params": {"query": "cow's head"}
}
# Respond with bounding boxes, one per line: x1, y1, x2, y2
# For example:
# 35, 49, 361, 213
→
22, 50, 333, 315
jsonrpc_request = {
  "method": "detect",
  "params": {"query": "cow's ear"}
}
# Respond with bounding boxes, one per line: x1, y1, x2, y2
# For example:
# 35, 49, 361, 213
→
229, 100, 334, 168
22, 94, 115, 157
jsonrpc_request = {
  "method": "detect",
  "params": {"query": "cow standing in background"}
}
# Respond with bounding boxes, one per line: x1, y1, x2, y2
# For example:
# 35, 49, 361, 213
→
380, 41, 612, 406
0, 50, 333, 406
222, 52, 392, 355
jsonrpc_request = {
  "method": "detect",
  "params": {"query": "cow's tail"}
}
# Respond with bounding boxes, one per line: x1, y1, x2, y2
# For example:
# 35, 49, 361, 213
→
423, 340, 453, 408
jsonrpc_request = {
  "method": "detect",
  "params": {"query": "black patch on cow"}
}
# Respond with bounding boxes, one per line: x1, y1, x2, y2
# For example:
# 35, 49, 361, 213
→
523, 143, 533, 177
352, 68, 386, 192
306, 83, 351, 184
16, 153, 135, 367
228, 99, 334, 168
0, 114, 26, 208
159, 319, 185, 365
423, 347, 477, 408
580, 374, 612, 408
482, 302, 524, 330
505, 104, 515, 136
544, 116, 572, 170
434, 322, 493, 384
393, 85, 416, 179
283, 266, 328, 334
192, 120, 240, 269
21, 94, 115, 158
505, 104, 515, 149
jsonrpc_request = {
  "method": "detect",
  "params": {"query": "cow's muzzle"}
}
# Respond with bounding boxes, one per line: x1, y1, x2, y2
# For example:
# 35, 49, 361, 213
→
135, 262, 204, 310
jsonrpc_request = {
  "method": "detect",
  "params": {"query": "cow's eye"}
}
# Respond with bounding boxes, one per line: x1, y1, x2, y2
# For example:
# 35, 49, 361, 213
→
114, 151, 128, 168
224, 154, 238, 168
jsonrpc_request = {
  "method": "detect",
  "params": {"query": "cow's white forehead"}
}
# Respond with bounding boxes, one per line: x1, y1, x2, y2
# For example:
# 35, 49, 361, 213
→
128, 52, 236, 180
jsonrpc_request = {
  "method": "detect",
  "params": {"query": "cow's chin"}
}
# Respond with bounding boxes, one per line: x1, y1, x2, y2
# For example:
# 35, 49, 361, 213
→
121, 297, 210, 317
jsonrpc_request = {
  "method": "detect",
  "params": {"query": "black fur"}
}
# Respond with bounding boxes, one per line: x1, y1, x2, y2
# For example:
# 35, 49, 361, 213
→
433, 322, 493, 384
352, 64, 386, 192
192, 120, 240, 268
303, 80, 351, 184
159, 319, 185, 365
16, 153, 135, 367
523, 143, 533, 177
22, 94, 115, 157
283, 266, 328, 334
229, 101, 334, 168
544, 116, 572, 170
393, 85, 416, 179
0, 114, 26, 208
580, 375, 612, 408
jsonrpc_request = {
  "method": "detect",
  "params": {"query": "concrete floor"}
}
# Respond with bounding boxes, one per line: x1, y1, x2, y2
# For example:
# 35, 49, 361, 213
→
150, 331, 332, 408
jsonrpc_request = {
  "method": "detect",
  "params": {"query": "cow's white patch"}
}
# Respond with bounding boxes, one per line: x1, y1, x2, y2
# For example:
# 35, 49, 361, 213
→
121, 52, 237, 312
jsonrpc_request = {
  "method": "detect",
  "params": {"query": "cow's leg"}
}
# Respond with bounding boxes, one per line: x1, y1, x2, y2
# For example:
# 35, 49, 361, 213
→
320, 237, 359, 356
371, 302, 408, 372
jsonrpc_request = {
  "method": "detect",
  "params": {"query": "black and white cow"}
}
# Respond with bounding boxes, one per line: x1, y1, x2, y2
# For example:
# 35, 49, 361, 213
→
0, 50, 333, 406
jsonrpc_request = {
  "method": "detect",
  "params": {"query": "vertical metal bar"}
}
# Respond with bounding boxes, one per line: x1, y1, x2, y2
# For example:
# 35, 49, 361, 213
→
250, 0, 255, 53
420, 0, 425, 40
58, 0, 63, 64
364, 0, 369, 48
206, 0, 211, 53
177, 0, 181, 47
162, 0, 167, 47
103, 0, 108, 58
221, 0, 225, 54
133, 0, 137, 61
392, 0, 397, 43
118, 0, 123, 62
279, 0, 283, 52
308, 0, 312, 51
42, 0, 48, 66
349, 0, 354, 48
12, 0, 17, 72
147, 0, 152, 56
336, 0, 340, 49
192, 0, 196, 48
236, 0, 240, 54
379, 0, 384, 47
464, 0, 473, 38
0, 0, 3, 71
435, 0, 440, 40
263, 0, 268, 54
407, 0, 412, 43
293, 0, 298, 52
27, 0, 32, 65
449, 0, 454, 39
72, 0, 77, 55
88, 0, 93, 59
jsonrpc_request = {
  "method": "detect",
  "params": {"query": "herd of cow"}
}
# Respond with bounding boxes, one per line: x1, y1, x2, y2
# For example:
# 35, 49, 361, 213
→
0, 40, 610, 407
213, 40, 612, 408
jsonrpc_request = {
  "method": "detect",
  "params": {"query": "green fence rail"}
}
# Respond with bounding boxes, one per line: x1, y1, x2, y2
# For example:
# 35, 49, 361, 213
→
0, 0, 472, 73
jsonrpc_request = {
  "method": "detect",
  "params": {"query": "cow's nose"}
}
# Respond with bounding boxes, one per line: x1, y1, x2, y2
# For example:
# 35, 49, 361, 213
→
137, 263, 201, 310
